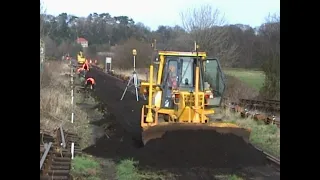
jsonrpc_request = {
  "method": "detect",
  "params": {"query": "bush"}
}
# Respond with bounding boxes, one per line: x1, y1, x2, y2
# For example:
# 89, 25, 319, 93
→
113, 38, 153, 69
224, 75, 258, 102
40, 61, 87, 133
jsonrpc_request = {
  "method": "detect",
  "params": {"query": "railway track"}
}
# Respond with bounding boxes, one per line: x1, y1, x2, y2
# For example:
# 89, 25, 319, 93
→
40, 127, 81, 180
224, 98, 280, 128
254, 146, 280, 171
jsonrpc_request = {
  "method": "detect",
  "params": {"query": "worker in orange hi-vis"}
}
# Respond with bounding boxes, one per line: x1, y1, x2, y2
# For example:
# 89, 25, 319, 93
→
82, 60, 90, 71
84, 77, 96, 91
76, 67, 86, 83
76, 67, 84, 74
81, 77, 96, 99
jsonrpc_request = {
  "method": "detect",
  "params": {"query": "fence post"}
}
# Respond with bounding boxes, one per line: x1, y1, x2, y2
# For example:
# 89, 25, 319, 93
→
71, 142, 74, 159
70, 61, 74, 123
70, 60, 75, 159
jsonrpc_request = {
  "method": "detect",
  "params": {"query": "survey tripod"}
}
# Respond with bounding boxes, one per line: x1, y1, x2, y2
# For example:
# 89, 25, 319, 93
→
120, 49, 146, 101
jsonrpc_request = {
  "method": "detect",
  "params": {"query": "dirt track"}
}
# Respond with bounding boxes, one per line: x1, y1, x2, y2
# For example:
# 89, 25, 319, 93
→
83, 68, 279, 179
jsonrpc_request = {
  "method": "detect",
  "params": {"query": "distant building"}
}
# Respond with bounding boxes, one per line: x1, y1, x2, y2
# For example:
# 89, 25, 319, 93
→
76, 37, 88, 48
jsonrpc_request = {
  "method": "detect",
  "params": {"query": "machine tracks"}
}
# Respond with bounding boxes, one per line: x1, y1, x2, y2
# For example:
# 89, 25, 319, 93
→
40, 127, 81, 180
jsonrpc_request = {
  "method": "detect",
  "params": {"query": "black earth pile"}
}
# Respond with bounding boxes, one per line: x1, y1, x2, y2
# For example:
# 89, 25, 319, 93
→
141, 130, 266, 168
86, 69, 144, 134
84, 68, 267, 170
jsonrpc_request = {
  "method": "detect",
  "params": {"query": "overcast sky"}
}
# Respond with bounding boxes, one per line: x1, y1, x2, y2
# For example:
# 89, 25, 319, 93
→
42, 0, 280, 30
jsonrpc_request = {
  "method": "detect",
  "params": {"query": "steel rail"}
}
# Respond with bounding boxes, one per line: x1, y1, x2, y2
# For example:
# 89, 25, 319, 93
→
40, 142, 52, 170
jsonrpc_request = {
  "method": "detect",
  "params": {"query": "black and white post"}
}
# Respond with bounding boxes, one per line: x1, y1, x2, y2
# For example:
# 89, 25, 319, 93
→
69, 60, 75, 159
70, 61, 74, 124
120, 49, 144, 101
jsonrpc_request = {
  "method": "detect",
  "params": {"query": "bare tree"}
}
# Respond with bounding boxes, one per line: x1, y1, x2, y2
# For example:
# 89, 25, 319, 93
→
265, 13, 280, 24
180, 5, 226, 32
180, 4, 240, 66
258, 13, 280, 100
40, 1, 47, 38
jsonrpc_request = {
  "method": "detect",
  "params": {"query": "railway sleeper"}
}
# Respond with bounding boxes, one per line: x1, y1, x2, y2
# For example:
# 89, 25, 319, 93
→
240, 111, 251, 118
54, 152, 72, 158
65, 134, 80, 138
53, 157, 70, 162
65, 133, 79, 137
66, 141, 80, 146
64, 144, 81, 150
54, 152, 80, 157
64, 139, 81, 145
51, 165, 70, 170
47, 169, 70, 176
253, 114, 267, 121
58, 149, 81, 154
40, 175, 69, 180
52, 161, 71, 166
65, 138, 81, 142
66, 146, 81, 151
65, 136, 80, 140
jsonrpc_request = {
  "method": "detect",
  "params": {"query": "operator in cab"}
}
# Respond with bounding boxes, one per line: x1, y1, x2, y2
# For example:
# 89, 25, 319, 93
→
163, 65, 178, 108
168, 65, 178, 89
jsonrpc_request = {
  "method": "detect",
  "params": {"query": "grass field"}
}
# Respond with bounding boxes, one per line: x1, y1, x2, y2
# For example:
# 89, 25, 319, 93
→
223, 109, 280, 158
108, 67, 266, 92
223, 68, 265, 91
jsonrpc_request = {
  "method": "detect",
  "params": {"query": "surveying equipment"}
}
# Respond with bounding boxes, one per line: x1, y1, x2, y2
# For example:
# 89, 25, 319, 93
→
120, 49, 145, 101
151, 39, 157, 50
40, 39, 45, 72
105, 57, 112, 73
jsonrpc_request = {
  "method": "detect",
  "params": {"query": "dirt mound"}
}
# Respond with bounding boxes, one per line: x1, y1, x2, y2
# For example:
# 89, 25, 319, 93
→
140, 130, 266, 168
84, 115, 266, 170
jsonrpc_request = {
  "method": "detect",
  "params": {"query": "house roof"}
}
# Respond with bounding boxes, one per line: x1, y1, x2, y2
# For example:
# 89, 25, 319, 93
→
76, 37, 88, 43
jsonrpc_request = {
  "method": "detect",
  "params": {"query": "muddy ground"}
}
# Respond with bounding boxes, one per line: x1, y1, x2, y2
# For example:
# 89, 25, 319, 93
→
83, 68, 280, 180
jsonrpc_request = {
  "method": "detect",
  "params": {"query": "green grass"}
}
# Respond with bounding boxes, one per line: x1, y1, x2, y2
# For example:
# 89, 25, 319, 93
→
116, 159, 141, 180
224, 110, 280, 158
71, 155, 101, 180
224, 68, 265, 90
116, 159, 170, 180
115, 159, 248, 180
227, 175, 244, 180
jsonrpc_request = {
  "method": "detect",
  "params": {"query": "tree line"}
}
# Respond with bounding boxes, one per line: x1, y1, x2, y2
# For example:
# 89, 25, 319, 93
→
40, 4, 280, 99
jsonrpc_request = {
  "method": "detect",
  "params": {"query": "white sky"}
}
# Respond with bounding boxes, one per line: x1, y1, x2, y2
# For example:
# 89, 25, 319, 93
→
42, 0, 280, 30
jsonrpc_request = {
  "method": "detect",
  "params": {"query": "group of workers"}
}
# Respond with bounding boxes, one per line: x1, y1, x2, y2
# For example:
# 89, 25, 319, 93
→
76, 60, 96, 91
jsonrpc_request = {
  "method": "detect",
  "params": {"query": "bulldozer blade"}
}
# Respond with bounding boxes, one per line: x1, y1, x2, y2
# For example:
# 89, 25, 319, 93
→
141, 122, 251, 146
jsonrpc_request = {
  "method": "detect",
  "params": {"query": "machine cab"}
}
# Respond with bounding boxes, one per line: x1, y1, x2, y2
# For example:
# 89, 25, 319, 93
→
158, 53, 225, 109
203, 58, 225, 107
158, 55, 202, 108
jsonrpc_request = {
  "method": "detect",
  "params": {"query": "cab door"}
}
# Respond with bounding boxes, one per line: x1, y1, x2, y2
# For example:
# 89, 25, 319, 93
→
203, 58, 225, 107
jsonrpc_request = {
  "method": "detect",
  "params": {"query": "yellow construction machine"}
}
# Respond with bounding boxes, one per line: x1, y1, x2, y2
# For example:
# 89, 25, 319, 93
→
139, 43, 251, 145
77, 51, 86, 67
